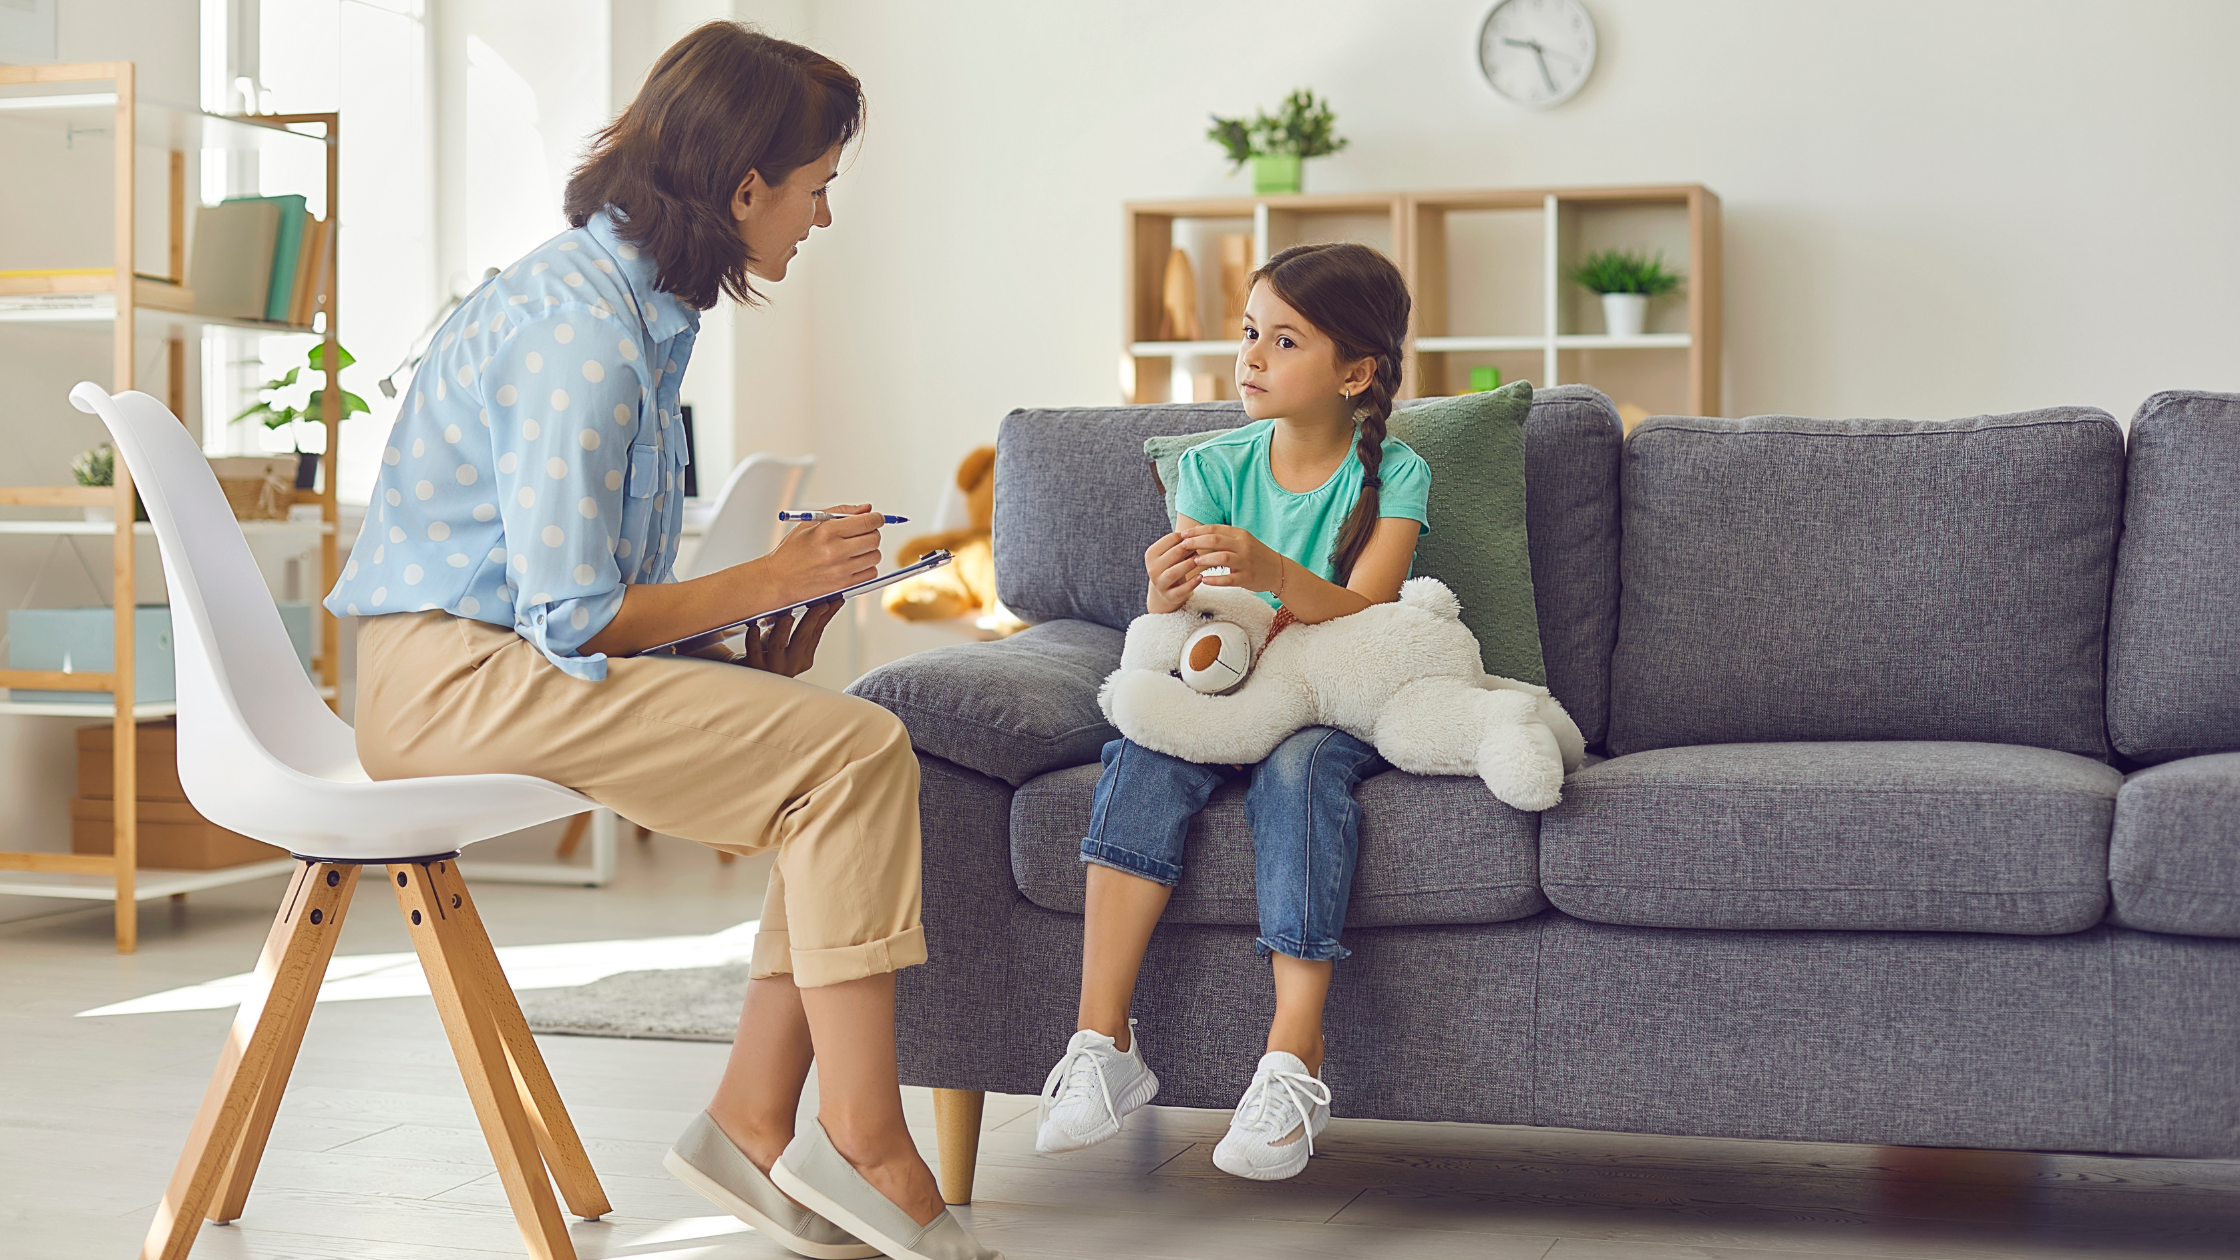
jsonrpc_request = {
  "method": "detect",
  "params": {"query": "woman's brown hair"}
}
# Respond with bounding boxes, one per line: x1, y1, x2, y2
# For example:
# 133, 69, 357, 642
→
1248, 242, 1412, 585
564, 22, 862, 310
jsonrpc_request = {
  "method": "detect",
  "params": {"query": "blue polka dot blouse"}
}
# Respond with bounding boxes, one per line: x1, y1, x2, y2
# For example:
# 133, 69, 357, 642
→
324, 208, 699, 681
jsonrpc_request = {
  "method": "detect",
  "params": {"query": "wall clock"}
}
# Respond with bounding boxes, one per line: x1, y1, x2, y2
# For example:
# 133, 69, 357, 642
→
1478, 0, 1598, 110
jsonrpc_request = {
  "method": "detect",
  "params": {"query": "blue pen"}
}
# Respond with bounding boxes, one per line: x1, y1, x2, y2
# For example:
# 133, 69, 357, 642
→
778, 510, 909, 524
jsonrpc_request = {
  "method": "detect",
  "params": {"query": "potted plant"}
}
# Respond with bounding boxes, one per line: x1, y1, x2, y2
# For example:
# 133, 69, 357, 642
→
233, 339, 369, 493
1568, 248, 1685, 338
69, 443, 146, 523
1208, 89, 1349, 195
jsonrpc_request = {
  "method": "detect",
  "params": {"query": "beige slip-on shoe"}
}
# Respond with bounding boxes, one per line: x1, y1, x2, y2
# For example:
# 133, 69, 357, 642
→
770, 1118, 1003, 1260
663, 1111, 880, 1260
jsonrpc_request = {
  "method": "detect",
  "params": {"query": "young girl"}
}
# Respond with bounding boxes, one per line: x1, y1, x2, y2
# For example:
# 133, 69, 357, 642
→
1037, 242, 1427, 1181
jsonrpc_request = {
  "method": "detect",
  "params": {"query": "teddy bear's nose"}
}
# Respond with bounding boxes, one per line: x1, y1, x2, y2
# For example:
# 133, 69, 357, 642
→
1189, 636, 1225, 672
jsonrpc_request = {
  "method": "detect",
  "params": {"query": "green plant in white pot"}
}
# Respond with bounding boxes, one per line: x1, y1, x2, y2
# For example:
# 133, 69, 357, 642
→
1569, 249, 1684, 338
1208, 89, 1348, 195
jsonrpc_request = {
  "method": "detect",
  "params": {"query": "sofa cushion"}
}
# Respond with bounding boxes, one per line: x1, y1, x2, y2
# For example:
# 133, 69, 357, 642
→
2107, 753, 2240, 938
1010, 764, 1547, 928
995, 402, 1244, 632
1521, 385, 1622, 750
1607, 409, 2125, 760
1540, 741, 2120, 934
994, 387, 1625, 745
845, 620, 1121, 787
2106, 390, 2240, 765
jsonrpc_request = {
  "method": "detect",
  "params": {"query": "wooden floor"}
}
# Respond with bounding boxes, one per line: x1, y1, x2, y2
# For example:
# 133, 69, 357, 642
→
4, 828, 2237, 1259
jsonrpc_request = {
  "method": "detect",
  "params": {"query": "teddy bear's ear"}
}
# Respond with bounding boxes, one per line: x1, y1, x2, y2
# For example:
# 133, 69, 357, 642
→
956, 446, 997, 492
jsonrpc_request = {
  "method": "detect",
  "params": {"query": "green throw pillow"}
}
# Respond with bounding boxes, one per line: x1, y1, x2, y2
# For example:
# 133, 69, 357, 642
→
1146, 428, 1241, 528
1137, 379, 1543, 685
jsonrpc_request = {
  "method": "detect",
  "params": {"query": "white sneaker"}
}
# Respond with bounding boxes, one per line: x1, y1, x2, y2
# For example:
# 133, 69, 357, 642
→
1211, 1051, 1331, 1181
1034, 1021, 1160, 1153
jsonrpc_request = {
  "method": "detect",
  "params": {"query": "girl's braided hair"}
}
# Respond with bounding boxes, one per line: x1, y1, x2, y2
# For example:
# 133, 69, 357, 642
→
1247, 242, 1412, 585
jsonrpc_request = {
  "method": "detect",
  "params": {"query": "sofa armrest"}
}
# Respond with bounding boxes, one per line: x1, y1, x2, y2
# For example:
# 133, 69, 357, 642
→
847, 619, 1123, 786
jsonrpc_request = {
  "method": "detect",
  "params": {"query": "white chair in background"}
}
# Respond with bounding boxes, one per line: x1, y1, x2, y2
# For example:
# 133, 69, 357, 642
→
71, 384, 609, 1260
680, 450, 816, 577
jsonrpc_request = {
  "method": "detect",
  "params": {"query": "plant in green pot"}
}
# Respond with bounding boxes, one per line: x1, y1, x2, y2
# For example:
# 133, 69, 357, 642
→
234, 340, 370, 492
1568, 249, 1684, 338
1208, 89, 1349, 195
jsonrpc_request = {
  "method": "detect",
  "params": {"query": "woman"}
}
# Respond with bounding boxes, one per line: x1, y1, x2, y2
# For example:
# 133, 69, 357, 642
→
327, 23, 999, 1260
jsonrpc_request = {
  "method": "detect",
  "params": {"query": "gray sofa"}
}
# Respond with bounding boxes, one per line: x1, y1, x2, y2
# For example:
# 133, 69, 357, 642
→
847, 386, 2240, 1194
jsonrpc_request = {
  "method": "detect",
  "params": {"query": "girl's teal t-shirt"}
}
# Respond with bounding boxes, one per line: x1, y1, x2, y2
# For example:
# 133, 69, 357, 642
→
1173, 419, 1431, 607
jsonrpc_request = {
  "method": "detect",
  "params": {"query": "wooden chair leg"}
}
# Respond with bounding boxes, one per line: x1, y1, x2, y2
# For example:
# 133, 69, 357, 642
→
553, 812, 590, 860
932, 1088, 985, 1205
208, 865, 365, 1224
422, 858, 611, 1220
392, 859, 577, 1260
140, 861, 357, 1260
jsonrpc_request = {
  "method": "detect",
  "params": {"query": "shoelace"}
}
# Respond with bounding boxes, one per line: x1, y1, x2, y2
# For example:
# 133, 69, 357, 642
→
1237, 1065, 1333, 1157
1039, 1031, 1124, 1133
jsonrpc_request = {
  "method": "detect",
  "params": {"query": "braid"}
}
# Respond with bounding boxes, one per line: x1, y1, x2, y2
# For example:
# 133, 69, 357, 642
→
1329, 347, 1403, 584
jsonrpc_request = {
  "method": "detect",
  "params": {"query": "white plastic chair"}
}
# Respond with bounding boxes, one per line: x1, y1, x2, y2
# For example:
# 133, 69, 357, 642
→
70, 384, 609, 1260
682, 450, 815, 577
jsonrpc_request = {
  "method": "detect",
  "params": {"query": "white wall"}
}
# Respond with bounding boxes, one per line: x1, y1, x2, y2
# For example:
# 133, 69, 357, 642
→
697, 0, 2239, 512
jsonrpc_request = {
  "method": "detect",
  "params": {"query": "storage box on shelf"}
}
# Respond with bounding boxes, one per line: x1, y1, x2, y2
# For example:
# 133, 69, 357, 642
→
1125, 185, 1720, 422
73, 722, 286, 869
0, 62, 343, 951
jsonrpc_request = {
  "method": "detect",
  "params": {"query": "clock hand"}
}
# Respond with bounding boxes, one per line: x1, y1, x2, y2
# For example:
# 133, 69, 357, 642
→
1533, 47, 1558, 94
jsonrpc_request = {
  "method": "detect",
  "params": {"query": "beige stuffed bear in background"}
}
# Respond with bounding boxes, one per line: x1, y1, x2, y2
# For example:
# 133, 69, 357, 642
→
882, 446, 1023, 633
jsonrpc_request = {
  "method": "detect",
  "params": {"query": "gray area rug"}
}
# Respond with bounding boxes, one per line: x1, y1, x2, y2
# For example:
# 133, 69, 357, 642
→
517, 964, 746, 1041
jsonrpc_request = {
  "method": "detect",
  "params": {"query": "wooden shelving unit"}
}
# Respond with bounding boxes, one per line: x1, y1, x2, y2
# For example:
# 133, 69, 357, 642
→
1125, 184, 1722, 422
0, 62, 343, 952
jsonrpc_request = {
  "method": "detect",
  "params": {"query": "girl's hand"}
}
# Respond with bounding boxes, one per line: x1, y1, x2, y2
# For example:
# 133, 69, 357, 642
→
1180, 524, 1288, 597
1144, 530, 1201, 614
735, 596, 843, 677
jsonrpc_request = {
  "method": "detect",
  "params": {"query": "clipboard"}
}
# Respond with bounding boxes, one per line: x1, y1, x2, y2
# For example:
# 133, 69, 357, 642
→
636, 550, 954, 656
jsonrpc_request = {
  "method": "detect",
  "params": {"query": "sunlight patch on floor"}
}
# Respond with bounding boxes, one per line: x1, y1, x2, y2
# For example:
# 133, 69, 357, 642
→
76, 919, 760, 1017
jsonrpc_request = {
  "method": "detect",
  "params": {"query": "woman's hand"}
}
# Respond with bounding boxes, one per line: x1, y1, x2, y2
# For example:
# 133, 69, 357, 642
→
1144, 530, 1201, 614
1179, 524, 1288, 597
762, 503, 883, 606
735, 597, 843, 677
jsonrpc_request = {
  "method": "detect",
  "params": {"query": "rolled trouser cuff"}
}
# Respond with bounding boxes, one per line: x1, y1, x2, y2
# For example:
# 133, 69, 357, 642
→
750, 924, 928, 988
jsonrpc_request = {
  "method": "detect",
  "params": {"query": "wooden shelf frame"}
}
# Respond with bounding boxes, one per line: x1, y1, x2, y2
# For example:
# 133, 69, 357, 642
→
1124, 183, 1722, 417
0, 63, 343, 952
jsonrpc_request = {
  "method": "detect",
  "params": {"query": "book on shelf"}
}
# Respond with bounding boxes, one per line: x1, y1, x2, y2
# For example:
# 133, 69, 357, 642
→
286, 215, 330, 328
188, 199, 279, 320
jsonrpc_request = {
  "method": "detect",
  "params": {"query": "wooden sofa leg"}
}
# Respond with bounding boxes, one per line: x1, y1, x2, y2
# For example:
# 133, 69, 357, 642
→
141, 861, 356, 1260
932, 1088, 985, 1205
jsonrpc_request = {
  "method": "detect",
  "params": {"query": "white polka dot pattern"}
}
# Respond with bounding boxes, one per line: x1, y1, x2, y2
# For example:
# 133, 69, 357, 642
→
328, 208, 694, 682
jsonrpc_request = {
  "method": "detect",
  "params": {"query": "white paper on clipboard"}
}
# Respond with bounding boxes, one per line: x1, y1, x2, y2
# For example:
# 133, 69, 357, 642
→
636, 550, 954, 656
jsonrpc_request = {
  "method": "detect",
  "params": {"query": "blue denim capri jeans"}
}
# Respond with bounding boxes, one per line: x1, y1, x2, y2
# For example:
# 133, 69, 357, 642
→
1079, 728, 1387, 962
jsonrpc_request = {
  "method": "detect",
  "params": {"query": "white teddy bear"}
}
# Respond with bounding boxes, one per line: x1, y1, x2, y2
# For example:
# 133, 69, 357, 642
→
1097, 578, 1585, 811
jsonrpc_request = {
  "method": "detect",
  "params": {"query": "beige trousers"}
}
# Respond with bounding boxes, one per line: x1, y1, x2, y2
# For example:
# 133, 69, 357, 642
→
353, 610, 925, 987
